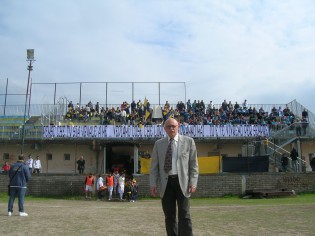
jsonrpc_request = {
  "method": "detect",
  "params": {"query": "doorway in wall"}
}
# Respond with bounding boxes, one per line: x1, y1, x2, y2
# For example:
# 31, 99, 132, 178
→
106, 144, 134, 177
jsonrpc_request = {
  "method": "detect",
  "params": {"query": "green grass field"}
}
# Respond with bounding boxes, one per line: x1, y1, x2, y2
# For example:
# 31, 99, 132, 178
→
1, 193, 315, 236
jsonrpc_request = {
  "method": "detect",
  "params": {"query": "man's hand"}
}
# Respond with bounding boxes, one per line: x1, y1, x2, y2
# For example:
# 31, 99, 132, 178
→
150, 186, 158, 197
189, 186, 197, 193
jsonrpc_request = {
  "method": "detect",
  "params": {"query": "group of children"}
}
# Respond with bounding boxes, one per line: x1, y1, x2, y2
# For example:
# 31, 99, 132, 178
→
85, 170, 139, 202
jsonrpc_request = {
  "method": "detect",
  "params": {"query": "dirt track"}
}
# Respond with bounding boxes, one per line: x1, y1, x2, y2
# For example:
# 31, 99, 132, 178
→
1, 199, 315, 236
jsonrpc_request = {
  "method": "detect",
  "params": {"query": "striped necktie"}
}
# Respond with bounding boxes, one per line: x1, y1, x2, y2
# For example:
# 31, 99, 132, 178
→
164, 138, 173, 172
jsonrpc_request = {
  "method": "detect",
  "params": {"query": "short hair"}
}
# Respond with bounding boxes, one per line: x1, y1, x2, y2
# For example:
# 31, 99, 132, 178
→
18, 154, 25, 161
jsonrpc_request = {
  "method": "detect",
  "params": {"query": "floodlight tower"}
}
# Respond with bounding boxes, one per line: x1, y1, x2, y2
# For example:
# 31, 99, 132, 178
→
21, 49, 35, 154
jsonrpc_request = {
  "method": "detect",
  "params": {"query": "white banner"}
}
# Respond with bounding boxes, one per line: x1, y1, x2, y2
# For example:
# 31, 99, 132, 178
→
42, 124, 269, 139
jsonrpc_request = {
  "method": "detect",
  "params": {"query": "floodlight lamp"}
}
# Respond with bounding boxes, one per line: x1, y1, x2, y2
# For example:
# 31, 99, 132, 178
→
27, 49, 34, 60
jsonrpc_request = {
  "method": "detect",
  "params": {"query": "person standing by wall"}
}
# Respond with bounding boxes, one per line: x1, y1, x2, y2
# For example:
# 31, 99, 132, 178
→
33, 156, 42, 174
301, 116, 308, 136
263, 137, 269, 155
281, 153, 289, 172
113, 169, 120, 195
295, 118, 302, 136
106, 172, 114, 201
25, 154, 33, 174
8, 154, 31, 216
85, 173, 94, 199
130, 179, 139, 202
254, 136, 261, 156
310, 154, 315, 171
150, 118, 199, 236
96, 174, 105, 200
290, 147, 299, 172
77, 156, 85, 174
118, 173, 125, 201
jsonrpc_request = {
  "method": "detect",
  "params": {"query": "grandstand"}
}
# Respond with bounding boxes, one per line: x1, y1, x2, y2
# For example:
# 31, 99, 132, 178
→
0, 96, 315, 175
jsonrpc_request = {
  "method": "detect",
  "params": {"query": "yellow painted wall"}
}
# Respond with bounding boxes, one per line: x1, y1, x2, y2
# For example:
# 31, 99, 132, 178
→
140, 156, 221, 174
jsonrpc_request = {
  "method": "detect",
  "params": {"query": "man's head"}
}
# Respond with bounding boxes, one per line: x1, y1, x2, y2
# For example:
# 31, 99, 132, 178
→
164, 118, 179, 139
18, 154, 25, 161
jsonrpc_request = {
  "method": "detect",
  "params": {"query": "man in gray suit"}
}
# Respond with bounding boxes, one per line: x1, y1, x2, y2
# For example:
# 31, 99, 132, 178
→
150, 118, 199, 236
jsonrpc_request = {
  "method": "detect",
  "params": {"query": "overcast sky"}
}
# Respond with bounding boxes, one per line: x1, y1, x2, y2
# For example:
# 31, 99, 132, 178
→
1, 0, 315, 113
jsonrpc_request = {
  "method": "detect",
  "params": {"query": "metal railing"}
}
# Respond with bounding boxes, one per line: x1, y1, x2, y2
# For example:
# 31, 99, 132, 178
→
266, 139, 306, 172
287, 99, 315, 128
272, 123, 315, 147
0, 102, 298, 116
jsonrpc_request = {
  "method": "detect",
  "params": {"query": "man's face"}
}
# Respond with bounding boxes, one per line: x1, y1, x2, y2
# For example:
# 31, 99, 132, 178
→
164, 118, 179, 139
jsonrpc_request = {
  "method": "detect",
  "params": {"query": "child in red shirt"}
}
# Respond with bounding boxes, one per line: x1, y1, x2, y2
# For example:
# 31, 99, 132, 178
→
2, 161, 10, 173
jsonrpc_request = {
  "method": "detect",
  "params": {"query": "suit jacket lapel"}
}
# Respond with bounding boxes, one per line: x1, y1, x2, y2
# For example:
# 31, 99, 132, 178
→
177, 135, 183, 159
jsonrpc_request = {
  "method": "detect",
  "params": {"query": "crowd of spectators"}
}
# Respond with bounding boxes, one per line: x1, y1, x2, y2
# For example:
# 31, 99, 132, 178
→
64, 99, 309, 132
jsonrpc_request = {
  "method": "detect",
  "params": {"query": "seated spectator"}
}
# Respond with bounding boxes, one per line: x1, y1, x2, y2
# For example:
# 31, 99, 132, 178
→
259, 107, 265, 115
121, 109, 127, 125
131, 100, 136, 113
248, 106, 253, 115
278, 106, 283, 117
137, 99, 142, 110
186, 99, 192, 111
115, 107, 121, 122
2, 161, 10, 173
200, 100, 205, 114
129, 110, 138, 125
302, 109, 308, 120
206, 101, 213, 113
68, 101, 74, 110
177, 101, 185, 113
125, 101, 130, 113
85, 105, 91, 117
228, 101, 233, 111
271, 106, 277, 116
108, 108, 116, 123
164, 101, 170, 112
95, 102, 100, 116
242, 99, 247, 109
192, 100, 197, 112
222, 99, 228, 111
234, 101, 240, 110
65, 110, 73, 120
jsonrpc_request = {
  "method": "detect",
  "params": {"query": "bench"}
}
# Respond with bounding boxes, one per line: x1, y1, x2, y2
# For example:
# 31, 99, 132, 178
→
244, 189, 296, 198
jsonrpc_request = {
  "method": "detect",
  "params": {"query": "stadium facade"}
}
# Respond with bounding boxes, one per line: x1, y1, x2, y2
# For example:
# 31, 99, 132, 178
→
1, 98, 315, 175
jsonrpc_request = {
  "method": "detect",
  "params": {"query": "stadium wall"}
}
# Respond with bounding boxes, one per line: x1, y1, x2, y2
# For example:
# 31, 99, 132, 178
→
1, 172, 314, 198
1, 141, 315, 174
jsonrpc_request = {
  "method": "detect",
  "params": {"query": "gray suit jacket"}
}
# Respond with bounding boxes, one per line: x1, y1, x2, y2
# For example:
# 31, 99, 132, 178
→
150, 134, 199, 198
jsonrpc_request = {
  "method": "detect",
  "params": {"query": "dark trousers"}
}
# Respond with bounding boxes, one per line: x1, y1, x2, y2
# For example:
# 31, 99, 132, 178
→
97, 190, 104, 199
162, 176, 193, 236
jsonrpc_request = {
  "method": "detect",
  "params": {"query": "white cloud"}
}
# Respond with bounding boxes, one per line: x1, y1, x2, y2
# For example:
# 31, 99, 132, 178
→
0, 0, 315, 113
